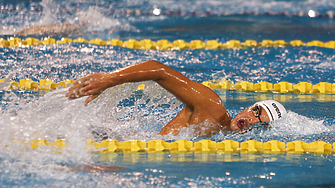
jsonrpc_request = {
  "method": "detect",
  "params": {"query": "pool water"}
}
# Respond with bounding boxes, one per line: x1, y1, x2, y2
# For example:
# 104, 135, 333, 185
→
1, 0, 335, 187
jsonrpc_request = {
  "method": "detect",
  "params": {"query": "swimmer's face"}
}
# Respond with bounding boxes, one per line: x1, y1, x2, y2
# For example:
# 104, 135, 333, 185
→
230, 105, 270, 131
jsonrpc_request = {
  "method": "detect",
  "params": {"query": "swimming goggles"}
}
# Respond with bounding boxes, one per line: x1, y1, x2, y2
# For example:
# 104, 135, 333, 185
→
252, 105, 262, 123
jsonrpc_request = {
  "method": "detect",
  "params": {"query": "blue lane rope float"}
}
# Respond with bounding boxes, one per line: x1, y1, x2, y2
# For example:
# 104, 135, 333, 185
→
13, 139, 335, 155
1, 37, 335, 50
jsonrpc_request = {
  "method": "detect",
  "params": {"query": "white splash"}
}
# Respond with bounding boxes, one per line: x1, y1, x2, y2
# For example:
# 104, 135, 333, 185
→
271, 111, 331, 136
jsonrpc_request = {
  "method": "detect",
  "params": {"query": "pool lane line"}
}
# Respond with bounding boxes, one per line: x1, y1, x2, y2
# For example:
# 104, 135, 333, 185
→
15, 139, 335, 155
1, 78, 335, 96
1, 37, 335, 50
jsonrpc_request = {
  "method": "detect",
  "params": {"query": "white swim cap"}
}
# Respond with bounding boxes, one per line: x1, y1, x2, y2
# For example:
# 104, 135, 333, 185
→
254, 100, 287, 121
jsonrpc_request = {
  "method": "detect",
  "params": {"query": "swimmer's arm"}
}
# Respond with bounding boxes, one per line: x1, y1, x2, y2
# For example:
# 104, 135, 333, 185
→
67, 164, 126, 172
15, 23, 78, 36
66, 60, 223, 111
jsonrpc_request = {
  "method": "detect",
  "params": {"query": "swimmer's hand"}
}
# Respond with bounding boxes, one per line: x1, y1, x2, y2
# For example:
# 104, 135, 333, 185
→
66, 73, 116, 106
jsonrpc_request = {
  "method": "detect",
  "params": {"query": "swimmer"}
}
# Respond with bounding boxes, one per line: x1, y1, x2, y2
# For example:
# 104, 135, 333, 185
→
15, 23, 82, 36
15, 19, 90, 36
67, 164, 126, 172
50, 163, 126, 173
66, 60, 287, 137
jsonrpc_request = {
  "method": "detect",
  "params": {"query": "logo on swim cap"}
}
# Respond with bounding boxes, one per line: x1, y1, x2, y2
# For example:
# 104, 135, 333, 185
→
272, 102, 282, 118
255, 100, 287, 121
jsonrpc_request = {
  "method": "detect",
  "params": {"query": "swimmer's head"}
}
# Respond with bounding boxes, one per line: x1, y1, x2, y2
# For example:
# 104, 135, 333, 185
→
230, 100, 287, 131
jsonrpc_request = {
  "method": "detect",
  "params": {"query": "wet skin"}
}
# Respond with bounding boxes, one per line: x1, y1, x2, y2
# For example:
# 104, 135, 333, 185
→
15, 23, 82, 36
68, 164, 126, 172
66, 60, 268, 137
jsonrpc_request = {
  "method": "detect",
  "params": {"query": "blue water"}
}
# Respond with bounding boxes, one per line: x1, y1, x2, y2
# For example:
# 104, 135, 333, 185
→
1, 0, 335, 187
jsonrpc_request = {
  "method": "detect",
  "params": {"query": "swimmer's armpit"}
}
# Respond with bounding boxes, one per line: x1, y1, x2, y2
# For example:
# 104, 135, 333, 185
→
67, 164, 126, 172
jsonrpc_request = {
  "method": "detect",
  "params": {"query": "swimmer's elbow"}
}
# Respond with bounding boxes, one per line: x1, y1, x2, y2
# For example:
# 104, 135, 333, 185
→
143, 60, 172, 79
146, 60, 172, 70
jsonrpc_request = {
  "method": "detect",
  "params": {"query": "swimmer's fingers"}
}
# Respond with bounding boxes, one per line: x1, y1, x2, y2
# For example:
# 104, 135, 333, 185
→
67, 88, 101, 103
68, 78, 91, 91
72, 73, 100, 85
66, 73, 112, 101
66, 89, 84, 99
66, 81, 94, 99
66, 88, 97, 100
69, 73, 110, 92
84, 95, 100, 106
76, 84, 105, 97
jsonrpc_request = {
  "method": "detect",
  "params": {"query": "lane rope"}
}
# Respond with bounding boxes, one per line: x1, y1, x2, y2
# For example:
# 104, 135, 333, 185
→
1, 37, 335, 50
15, 138, 335, 155
1, 78, 335, 96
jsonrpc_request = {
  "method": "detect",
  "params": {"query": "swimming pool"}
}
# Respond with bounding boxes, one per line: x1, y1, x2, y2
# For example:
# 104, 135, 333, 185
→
1, 0, 335, 187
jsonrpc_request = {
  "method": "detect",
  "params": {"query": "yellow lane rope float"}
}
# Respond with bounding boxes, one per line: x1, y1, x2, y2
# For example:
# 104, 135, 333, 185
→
1, 78, 335, 95
17, 139, 335, 155
1, 37, 335, 50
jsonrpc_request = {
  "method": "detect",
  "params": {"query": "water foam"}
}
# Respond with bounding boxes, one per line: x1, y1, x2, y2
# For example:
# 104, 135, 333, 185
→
0, 77, 188, 180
